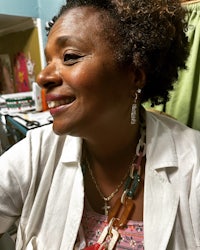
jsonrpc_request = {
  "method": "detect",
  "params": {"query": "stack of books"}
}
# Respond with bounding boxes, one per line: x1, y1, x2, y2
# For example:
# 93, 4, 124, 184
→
0, 92, 35, 114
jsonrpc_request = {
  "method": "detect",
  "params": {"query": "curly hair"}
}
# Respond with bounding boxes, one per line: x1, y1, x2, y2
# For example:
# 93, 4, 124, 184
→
46, 0, 189, 105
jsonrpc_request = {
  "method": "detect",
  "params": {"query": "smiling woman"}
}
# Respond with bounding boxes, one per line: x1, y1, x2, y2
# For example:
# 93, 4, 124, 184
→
37, 6, 136, 137
0, 0, 200, 250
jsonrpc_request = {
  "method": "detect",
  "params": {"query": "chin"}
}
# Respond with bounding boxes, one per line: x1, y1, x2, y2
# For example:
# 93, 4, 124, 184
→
52, 122, 69, 136
52, 122, 79, 137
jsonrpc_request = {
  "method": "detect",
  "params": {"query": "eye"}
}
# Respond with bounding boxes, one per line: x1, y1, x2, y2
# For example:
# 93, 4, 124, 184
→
63, 53, 83, 65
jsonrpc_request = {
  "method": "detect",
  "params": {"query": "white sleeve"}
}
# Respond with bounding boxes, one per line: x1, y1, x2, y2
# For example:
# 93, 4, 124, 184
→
0, 135, 32, 234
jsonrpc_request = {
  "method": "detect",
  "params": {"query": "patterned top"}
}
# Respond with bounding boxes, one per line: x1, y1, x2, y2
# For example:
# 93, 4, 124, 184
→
81, 200, 144, 249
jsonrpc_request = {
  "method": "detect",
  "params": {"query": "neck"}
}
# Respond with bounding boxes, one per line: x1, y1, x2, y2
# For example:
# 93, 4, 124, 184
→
82, 122, 146, 218
83, 123, 141, 173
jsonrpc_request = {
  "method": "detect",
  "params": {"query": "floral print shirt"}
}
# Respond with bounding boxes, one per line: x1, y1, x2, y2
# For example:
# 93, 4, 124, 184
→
81, 200, 144, 249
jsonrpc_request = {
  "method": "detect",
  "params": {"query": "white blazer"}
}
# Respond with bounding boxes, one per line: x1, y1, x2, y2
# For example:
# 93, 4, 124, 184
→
0, 111, 199, 250
143, 112, 200, 249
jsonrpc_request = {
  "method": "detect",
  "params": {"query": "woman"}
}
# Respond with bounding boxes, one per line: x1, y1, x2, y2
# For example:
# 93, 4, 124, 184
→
0, 0, 199, 249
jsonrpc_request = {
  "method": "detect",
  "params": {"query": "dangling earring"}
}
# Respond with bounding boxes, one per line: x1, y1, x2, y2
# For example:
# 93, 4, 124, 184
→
131, 89, 141, 125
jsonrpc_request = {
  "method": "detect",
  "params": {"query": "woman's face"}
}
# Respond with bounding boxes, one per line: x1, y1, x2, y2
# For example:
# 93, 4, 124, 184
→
37, 7, 135, 136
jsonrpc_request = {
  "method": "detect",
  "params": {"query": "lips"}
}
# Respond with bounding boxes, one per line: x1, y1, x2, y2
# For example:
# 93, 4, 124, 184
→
46, 94, 76, 116
47, 97, 75, 109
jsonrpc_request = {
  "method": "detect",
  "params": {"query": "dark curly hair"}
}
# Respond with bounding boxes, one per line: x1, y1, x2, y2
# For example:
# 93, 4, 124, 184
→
46, 0, 189, 105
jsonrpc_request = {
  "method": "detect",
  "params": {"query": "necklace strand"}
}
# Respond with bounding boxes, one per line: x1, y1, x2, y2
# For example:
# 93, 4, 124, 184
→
85, 155, 136, 215
87, 160, 131, 202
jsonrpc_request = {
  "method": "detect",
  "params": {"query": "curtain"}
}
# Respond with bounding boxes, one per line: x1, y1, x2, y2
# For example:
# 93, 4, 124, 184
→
144, 2, 200, 130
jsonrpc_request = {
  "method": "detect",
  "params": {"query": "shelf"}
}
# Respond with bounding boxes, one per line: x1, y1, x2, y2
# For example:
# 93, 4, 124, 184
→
0, 14, 36, 37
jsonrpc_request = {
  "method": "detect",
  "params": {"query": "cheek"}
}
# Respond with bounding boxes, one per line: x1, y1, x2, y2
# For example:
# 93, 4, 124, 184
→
67, 64, 109, 93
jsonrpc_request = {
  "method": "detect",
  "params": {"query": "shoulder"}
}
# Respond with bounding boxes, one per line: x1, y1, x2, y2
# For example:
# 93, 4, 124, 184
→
0, 124, 67, 174
146, 109, 200, 143
145, 109, 200, 170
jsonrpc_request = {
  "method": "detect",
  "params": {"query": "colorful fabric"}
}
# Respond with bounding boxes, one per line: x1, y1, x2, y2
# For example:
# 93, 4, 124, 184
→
82, 200, 144, 249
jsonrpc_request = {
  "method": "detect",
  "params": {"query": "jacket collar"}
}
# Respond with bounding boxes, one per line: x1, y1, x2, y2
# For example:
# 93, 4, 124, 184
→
146, 111, 178, 170
144, 111, 180, 250
60, 136, 82, 164
59, 112, 179, 168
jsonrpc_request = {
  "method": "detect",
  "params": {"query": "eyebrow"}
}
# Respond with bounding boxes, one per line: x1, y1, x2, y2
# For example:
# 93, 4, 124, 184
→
56, 35, 71, 47
44, 35, 85, 57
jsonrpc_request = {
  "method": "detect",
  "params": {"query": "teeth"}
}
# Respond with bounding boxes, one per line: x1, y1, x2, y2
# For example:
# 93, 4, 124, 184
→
47, 99, 74, 108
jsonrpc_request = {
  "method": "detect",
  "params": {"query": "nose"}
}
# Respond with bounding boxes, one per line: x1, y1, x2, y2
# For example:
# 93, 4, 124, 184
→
37, 63, 62, 90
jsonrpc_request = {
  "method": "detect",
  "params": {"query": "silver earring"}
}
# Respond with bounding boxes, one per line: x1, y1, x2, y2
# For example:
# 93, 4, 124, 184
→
131, 89, 141, 125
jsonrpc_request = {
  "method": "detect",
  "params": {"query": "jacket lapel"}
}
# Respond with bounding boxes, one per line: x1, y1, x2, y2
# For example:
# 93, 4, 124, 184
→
143, 165, 180, 250
144, 111, 180, 250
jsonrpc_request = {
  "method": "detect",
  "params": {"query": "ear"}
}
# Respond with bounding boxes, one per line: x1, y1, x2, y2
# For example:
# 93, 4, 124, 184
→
130, 68, 146, 94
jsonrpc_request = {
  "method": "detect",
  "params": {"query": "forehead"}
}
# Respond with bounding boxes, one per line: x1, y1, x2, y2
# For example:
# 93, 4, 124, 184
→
47, 7, 106, 47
